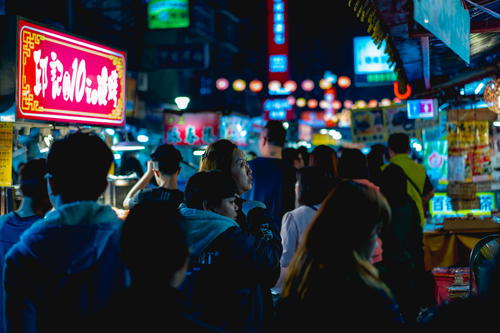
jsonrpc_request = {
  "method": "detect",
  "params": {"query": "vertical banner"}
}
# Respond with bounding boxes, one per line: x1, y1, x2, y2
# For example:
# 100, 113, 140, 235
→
0, 122, 13, 186
267, 0, 290, 83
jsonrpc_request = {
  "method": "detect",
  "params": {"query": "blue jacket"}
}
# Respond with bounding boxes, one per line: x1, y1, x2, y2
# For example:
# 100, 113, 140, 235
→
3, 201, 130, 333
179, 207, 282, 333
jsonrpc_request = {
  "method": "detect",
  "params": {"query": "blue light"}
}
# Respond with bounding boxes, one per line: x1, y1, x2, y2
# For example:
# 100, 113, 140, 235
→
269, 55, 288, 72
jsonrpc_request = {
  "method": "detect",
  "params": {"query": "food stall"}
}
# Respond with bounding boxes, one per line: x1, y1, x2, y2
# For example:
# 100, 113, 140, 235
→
0, 15, 127, 214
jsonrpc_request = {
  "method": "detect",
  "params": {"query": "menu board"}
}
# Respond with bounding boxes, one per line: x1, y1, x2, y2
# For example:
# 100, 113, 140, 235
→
0, 122, 13, 186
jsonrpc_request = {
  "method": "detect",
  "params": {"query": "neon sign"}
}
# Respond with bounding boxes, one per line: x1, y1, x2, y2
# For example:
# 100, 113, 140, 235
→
16, 19, 126, 126
267, 0, 289, 83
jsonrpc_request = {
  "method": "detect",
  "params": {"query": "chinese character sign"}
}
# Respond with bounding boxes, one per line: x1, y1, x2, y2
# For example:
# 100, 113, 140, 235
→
17, 19, 126, 126
0, 123, 13, 186
164, 112, 220, 146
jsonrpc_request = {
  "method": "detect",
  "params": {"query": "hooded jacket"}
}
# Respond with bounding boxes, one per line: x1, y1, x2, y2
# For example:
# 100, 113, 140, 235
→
3, 201, 130, 333
179, 207, 282, 333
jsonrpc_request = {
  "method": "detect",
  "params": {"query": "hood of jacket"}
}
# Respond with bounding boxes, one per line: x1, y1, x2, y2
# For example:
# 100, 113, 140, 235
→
13, 201, 123, 275
179, 207, 239, 257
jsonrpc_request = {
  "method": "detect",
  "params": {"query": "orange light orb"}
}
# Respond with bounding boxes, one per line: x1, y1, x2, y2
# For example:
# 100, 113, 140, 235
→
368, 99, 378, 108
284, 80, 297, 92
268, 80, 281, 92
343, 100, 353, 108
249, 80, 263, 93
319, 78, 332, 90
333, 100, 342, 110
338, 76, 351, 89
307, 99, 318, 109
296, 98, 306, 107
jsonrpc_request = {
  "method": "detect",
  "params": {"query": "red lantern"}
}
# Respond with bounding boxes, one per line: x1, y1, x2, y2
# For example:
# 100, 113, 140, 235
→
332, 100, 342, 110
284, 80, 297, 92
337, 76, 351, 89
307, 99, 318, 109
249, 80, 263, 93
216, 78, 229, 91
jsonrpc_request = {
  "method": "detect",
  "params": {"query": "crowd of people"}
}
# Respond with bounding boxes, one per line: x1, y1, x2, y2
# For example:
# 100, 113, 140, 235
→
1, 120, 494, 333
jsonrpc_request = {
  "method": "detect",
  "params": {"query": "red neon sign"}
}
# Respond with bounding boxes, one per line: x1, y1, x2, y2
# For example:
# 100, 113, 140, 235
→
16, 19, 126, 126
267, 0, 289, 83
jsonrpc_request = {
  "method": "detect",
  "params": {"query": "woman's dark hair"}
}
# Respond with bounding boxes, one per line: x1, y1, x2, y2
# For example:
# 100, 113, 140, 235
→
199, 139, 238, 174
296, 166, 333, 206
282, 180, 391, 300
283, 148, 301, 169
184, 170, 237, 210
308, 145, 339, 180
338, 148, 369, 179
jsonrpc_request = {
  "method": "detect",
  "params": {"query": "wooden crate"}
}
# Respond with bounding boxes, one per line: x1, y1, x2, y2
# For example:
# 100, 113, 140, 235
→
447, 182, 477, 200
443, 217, 500, 231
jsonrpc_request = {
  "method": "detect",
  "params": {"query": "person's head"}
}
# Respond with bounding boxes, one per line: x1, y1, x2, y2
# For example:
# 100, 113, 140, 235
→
150, 144, 182, 180
282, 180, 391, 299
259, 120, 286, 156
47, 131, 113, 205
283, 148, 305, 169
121, 201, 189, 288
184, 170, 238, 220
308, 145, 339, 180
295, 166, 333, 207
388, 133, 410, 156
18, 158, 52, 214
338, 148, 369, 180
199, 139, 252, 195
367, 144, 388, 165
297, 146, 309, 167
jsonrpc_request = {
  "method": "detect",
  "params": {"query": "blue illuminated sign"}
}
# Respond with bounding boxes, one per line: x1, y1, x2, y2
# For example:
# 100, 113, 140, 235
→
353, 36, 396, 87
269, 55, 288, 73
430, 192, 496, 217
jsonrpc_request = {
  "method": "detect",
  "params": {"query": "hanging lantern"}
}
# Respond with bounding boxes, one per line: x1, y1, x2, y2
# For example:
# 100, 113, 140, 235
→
343, 100, 353, 109
301, 79, 315, 91
356, 100, 367, 108
380, 98, 391, 106
233, 79, 246, 91
368, 99, 378, 108
249, 80, 263, 93
296, 98, 306, 107
319, 100, 329, 109
337, 76, 351, 89
319, 78, 332, 90
307, 98, 318, 109
216, 78, 229, 91
393, 97, 402, 104
286, 95, 296, 105
483, 79, 500, 113
284, 80, 297, 92
332, 100, 342, 110
268, 80, 281, 92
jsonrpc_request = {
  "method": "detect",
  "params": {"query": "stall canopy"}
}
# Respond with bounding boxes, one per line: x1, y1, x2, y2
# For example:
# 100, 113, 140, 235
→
348, 0, 500, 97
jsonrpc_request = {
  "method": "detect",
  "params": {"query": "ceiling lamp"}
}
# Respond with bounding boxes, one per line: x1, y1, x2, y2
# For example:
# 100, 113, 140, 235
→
337, 76, 351, 89
483, 79, 500, 113
249, 80, 263, 93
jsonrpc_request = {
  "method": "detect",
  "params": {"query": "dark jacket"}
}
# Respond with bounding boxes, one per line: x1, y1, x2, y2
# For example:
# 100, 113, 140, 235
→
179, 207, 282, 333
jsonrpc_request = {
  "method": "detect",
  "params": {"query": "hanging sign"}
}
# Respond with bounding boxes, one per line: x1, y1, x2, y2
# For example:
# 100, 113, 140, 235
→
220, 115, 250, 147
351, 108, 386, 143
164, 112, 220, 146
16, 19, 126, 126
0, 122, 13, 186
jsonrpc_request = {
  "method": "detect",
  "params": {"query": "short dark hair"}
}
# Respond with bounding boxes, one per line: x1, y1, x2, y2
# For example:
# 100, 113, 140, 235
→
47, 131, 113, 202
150, 144, 182, 175
264, 120, 286, 147
121, 201, 188, 281
297, 166, 334, 206
19, 158, 48, 199
184, 170, 237, 210
338, 148, 369, 179
388, 133, 410, 154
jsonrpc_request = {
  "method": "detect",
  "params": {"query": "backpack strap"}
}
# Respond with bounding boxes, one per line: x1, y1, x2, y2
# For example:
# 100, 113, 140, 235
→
391, 163, 423, 198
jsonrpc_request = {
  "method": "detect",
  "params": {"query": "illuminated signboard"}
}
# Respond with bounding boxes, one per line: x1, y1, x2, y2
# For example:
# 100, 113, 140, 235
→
220, 115, 250, 147
267, 0, 289, 83
164, 112, 220, 146
353, 36, 396, 87
148, 0, 190, 29
430, 192, 496, 217
263, 98, 294, 121
16, 19, 126, 126
407, 99, 437, 119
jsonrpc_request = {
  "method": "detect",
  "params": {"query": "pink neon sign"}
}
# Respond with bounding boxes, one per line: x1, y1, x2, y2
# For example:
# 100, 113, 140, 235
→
16, 19, 126, 126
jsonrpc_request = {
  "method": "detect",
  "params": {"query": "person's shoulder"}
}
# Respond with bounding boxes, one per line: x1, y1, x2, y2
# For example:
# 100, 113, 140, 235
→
0, 211, 15, 225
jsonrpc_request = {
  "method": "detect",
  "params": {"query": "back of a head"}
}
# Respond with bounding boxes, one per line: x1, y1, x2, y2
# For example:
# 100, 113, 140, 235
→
150, 144, 182, 175
338, 148, 369, 179
19, 158, 49, 199
306, 180, 390, 262
184, 170, 237, 210
47, 131, 113, 202
388, 133, 410, 154
264, 120, 286, 147
282, 148, 300, 168
297, 166, 334, 206
199, 139, 237, 174
309, 145, 339, 179
121, 201, 188, 281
